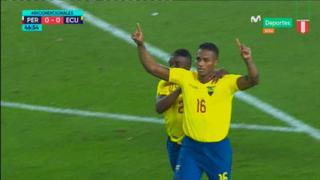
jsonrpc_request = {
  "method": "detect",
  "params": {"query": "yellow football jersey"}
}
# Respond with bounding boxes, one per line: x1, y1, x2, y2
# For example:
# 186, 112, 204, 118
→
156, 80, 185, 144
169, 68, 241, 142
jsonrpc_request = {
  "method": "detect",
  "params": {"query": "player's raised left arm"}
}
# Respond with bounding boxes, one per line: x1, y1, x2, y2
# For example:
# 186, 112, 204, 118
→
235, 38, 259, 90
131, 23, 169, 81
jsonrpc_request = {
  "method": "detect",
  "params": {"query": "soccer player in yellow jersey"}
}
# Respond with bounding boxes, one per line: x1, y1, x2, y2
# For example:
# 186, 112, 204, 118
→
155, 49, 192, 171
132, 24, 259, 180
156, 49, 228, 172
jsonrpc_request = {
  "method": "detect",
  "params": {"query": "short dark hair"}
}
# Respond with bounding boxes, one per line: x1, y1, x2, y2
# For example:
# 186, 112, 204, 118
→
171, 49, 192, 67
198, 42, 219, 57
172, 49, 192, 61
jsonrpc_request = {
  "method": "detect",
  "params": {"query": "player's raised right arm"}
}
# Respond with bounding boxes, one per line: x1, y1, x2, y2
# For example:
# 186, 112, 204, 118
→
131, 23, 169, 81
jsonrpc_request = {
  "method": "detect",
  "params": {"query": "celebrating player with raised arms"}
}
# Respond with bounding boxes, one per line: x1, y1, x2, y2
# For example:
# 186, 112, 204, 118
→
156, 49, 228, 172
132, 23, 259, 180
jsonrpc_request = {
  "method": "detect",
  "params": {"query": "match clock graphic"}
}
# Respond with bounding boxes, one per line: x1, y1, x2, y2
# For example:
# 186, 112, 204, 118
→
21, 10, 84, 32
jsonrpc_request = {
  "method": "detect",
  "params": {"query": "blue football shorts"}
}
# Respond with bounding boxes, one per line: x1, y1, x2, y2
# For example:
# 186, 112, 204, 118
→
174, 136, 232, 180
167, 137, 182, 171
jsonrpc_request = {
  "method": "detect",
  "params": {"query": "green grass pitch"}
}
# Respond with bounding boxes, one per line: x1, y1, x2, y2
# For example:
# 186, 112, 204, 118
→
1, 1, 320, 179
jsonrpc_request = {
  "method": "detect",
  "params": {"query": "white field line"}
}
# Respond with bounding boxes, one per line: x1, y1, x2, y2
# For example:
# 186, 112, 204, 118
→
1, 101, 302, 133
48, 0, 320, 140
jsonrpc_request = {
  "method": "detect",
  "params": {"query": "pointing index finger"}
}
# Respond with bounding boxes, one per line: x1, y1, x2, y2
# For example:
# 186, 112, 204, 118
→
235, 38, 242, 48
136, 23, 142, 32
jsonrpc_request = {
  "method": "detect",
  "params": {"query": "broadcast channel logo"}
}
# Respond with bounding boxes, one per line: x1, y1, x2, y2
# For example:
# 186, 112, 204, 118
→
250, 15, 310, 35
21, 9, 84, 32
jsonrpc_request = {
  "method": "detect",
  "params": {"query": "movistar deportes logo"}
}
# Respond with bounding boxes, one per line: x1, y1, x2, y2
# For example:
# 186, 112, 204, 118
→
250, 15, 261, 23
263, 18, 293, 28
250, 15, 309, 35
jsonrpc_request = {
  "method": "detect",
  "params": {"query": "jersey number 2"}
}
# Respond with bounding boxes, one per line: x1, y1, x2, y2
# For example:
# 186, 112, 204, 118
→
178, 100, 183, 113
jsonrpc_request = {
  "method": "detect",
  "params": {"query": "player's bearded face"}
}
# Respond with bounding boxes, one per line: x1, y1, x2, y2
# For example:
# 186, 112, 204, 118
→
196, 49, 218, 77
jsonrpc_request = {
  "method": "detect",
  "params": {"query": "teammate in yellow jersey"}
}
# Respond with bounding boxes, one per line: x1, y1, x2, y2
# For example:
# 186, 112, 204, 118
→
156, 49, 228, 171
156, 49, 191, 171
132, 24, 259, 180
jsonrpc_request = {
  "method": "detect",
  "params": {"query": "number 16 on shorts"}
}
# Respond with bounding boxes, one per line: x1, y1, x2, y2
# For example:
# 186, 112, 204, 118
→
218, 172, 228, 180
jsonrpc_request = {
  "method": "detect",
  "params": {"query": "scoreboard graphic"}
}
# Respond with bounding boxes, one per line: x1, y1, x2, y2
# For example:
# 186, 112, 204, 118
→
22, 10, 84, 32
